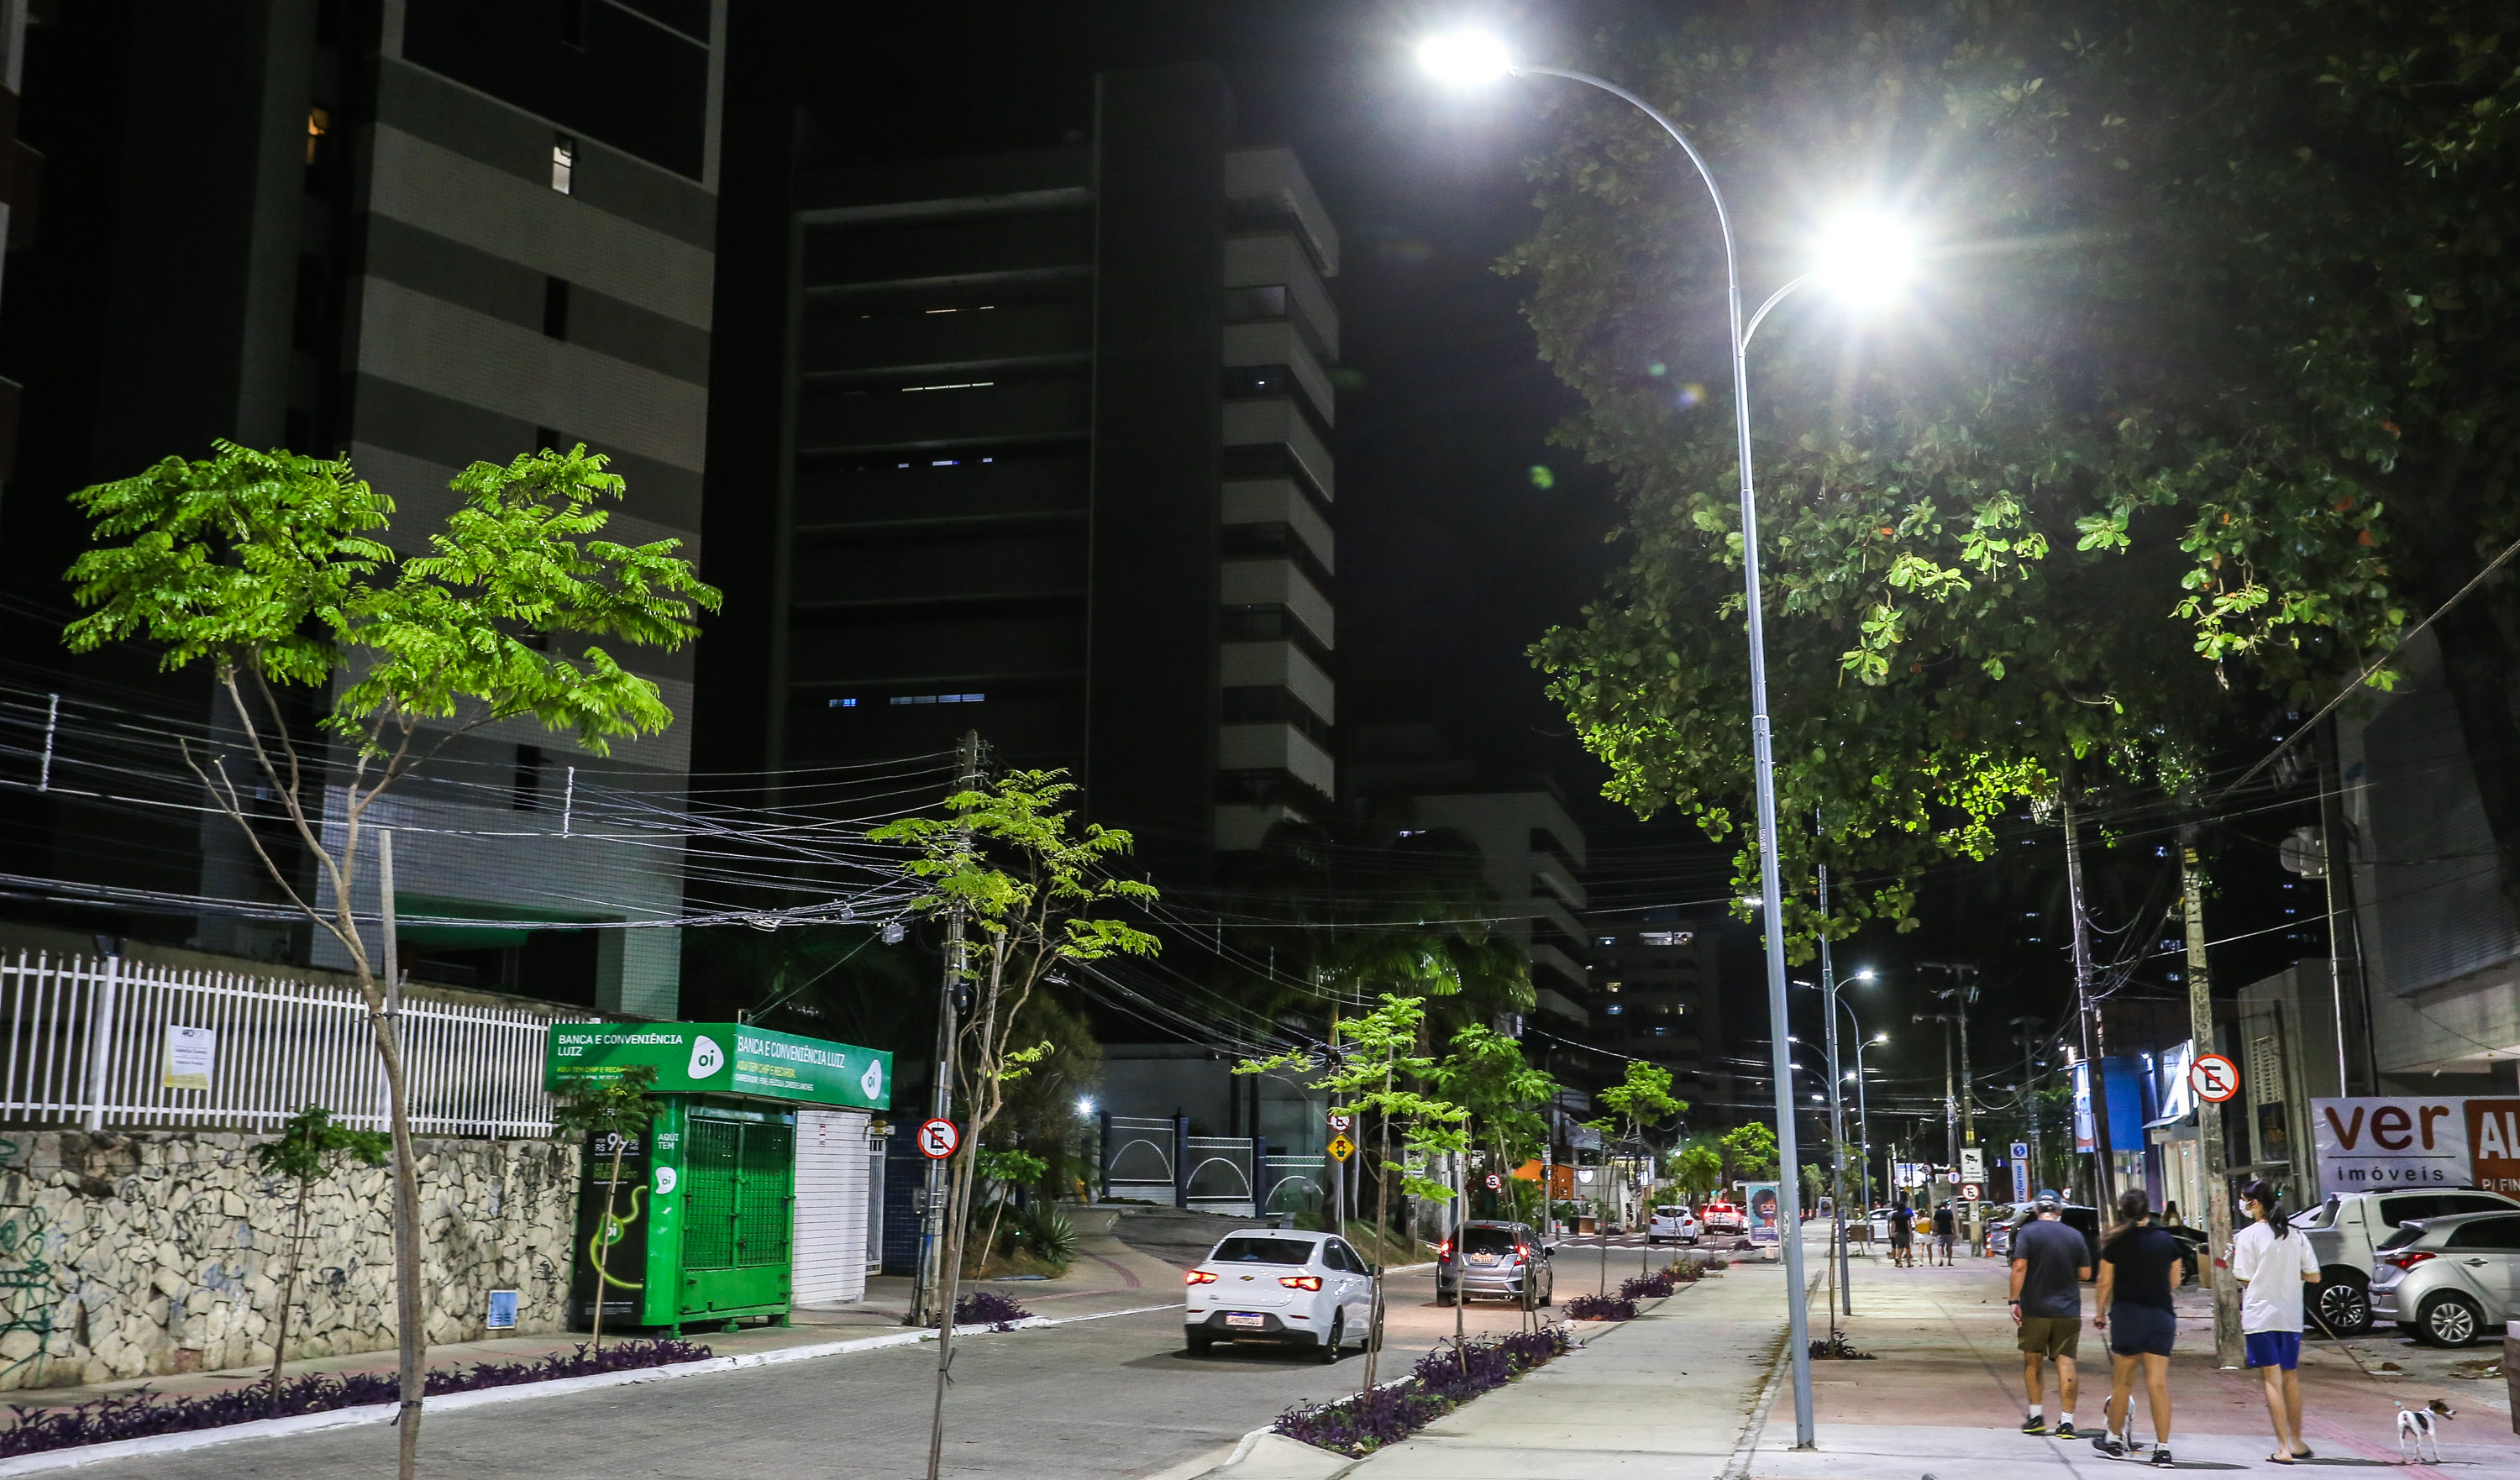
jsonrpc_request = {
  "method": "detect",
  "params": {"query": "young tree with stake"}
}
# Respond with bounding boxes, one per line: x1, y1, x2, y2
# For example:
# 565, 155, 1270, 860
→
552, 1064, 661, 1351
1588, 1060, 1683, 1285
252, 1106, 390, 1402
63, 442, 717, 1480
869, 770, 1158, 1480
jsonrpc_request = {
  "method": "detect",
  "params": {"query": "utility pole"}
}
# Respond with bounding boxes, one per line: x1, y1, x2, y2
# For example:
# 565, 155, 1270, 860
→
912, 730, 983, 1328
2180, 820, 2244, 1368
1817, 847, 1852, 1316
2061, 796, 2118, 1212
2011, 1016, 2045, 1194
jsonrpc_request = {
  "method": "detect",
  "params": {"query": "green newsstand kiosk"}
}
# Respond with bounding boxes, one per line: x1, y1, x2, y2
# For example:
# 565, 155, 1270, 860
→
547, 1022, 892, 1333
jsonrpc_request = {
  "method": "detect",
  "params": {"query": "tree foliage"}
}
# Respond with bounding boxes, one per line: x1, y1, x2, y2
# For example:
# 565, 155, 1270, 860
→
1721, 1122, 1780, 1182
1667, 1135, 1725, 1201
1517, 1, 2520, 939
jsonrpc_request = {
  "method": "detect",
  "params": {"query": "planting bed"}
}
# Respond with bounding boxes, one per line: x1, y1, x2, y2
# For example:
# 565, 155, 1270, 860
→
0, 1339, 711, 1458
1272, 1327, 1575, 1456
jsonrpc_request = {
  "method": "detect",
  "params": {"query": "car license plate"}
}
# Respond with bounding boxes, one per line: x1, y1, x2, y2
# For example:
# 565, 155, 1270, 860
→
1469, 1252, 1499, 1264
1226, 1313, 1265, 1328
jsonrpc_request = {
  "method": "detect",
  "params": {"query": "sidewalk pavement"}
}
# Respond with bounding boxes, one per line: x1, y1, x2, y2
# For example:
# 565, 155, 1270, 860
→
0, 1228, 1180, 1415
1213, 1236, 2520, 1479
1751, 1251, 2517, 1477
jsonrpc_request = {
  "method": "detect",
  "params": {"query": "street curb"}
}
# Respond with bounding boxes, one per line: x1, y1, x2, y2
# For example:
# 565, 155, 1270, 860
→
0, 1301, 1180, 1476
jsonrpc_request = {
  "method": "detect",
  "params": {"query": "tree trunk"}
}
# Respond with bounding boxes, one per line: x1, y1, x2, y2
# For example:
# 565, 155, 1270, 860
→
367, 1008, 425, 1480
927, 1133, 983, 1480
268, 1174, 308, 1403
589, 1135, 628, 1351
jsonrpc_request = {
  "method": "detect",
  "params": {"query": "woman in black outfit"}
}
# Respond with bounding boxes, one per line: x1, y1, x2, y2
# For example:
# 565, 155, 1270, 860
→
2092, 1189, 2187, 1467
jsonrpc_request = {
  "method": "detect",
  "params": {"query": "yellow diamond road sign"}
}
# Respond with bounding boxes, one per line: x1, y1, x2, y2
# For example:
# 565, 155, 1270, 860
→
1327, 1134, 1355, 1162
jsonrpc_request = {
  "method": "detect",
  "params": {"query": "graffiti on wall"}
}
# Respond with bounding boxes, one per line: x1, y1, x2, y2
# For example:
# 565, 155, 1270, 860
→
0, 1138, 60, 1387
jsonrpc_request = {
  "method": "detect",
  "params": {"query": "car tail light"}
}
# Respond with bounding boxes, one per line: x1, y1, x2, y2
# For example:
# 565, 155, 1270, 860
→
1186, 1269, 1219, 1284
2380, 1250, 2437, 1269
1515, 1245, 1531, 1261
1279, 1275, 1323, 1290
1437, 1240, 1453, 1260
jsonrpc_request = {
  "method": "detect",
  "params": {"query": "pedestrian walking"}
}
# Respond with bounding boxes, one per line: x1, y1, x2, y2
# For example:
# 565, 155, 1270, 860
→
2231, 1179, 2322, 1463
1932, 1201, 1956, 1266
2012, 1190, 2092, 1437
2092, 1189, 2187, 1467
1889, 1200, 1914, 1267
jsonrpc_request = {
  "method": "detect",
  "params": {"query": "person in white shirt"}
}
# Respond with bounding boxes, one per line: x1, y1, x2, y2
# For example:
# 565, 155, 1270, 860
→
2229, 1178, 2322, 1463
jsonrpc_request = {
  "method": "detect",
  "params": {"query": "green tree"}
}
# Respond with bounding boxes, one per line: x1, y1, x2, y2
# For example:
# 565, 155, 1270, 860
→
64, 441, 716, 1479
1721, 1123, 1779, 1183
1669, 1135, 1725, 1204
550, 1063, 661, 1351
250, 1106, 390, 1398
1589, 1060, 1683, 1283
870, 769, 1158, 1480
1515, 3, 2520, 942
972, 1147, 1051, 1273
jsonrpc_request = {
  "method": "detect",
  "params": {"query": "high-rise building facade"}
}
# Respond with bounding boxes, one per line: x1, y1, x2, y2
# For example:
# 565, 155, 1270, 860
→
697, 64, 1338, 884
0, 1, 721, 1015
1584, 910, 1725, 1112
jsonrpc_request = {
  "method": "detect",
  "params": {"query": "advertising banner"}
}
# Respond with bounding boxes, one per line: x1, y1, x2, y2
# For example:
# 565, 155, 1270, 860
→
2071, 1061, 2095, 1153
1742, 1181, 1782, 1243
2313, 1096, 2520, 1194
549, 1022, 891, 1110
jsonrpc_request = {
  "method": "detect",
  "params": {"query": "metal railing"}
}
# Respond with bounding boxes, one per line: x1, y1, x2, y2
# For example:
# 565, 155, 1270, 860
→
0, 952, 576, 1137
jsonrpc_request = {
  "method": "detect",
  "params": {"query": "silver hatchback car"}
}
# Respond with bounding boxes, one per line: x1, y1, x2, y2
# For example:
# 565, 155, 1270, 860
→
1436, 1220, 1554, 1306
2369, 1209, 2520, 1346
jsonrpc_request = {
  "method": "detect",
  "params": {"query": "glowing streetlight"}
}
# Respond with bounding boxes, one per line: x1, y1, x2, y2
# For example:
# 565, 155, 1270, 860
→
1811, 211, 1919, 305
1416, 32, 1515, 84
1075, 1097, 1095, 1115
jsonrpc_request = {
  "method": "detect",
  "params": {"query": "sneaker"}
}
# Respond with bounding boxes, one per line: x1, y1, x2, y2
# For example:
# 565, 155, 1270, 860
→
2093, 1434, 2126, 1459
2150, 1448, 2174, 1468
2022, 1414, 2048, 1435
2054, 1421, 2079, 1439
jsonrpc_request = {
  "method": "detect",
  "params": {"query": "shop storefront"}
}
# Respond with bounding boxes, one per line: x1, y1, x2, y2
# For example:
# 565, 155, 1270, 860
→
547, 1022, 891, 1333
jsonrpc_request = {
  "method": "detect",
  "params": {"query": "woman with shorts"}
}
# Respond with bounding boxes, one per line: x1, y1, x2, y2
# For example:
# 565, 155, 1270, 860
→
2092, 1189, 2186, 1467
2232, 1179, 2321, 1462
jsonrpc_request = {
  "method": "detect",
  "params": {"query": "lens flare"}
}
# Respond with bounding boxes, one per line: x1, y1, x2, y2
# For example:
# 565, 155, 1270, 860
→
1418, 34, 1514, 84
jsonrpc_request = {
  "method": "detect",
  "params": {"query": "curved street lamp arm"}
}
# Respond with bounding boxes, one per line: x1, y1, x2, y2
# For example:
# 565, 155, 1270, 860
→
1746, 273, 1818, 354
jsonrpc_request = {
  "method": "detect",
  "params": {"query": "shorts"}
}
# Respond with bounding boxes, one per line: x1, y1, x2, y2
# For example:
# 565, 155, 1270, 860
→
2108, 1304, 2176, 1358
2017, 1315, 2081, 1359
2244, 1330, 2302, 1371
1891, 1231, 1912, 1248
1935, 1232, 1955, 1248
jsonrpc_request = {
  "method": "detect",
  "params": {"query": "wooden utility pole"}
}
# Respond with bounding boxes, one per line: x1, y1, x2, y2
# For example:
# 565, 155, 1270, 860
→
2179, 823, 2244, 1368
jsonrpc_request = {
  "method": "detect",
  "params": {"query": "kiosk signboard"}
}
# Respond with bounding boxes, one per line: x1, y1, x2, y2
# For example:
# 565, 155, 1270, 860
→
549, 1022, 892, 1110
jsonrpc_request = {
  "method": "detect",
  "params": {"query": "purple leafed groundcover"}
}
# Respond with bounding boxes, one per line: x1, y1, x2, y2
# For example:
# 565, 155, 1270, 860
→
952, 1291, 1032, 1331
0, 1339, 712, 1458
1273, 1327, 1574, 1456
1562, 1293, 1639, 1321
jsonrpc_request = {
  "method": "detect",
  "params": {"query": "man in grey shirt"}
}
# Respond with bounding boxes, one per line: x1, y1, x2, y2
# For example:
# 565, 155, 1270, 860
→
2010, 1190, 2093, 1436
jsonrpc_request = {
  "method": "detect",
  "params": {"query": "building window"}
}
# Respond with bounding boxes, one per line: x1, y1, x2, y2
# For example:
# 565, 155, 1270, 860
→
1223, 364, 1292, 399
1223, 285, 1288, 322
543, 277, 570, 339
552, 134, 575, 195
827, 697, 858, 709
306, 106, 330, 166
889, 693, 985, 706
1639, 930, 1693, 947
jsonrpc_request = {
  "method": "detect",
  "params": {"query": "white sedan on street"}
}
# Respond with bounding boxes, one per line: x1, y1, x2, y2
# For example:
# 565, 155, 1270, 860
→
1184, 1230, 1378, 1360
1646, 1205, 1701, 1244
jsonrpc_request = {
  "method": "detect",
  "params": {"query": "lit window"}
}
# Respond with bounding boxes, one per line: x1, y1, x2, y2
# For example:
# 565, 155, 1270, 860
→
889, 693, 986, 706
1605, 1005, 1622, 1016
900, 381, 993, 393
306, 106, 330, 165
1595, 936, 1616, 947
827, 698, 858, 709
1640, 931, 1693, 947
552, 134, 575, 195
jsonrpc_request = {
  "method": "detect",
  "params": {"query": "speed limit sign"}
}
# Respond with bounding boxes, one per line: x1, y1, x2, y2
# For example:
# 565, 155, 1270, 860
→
918, 1118, 960, 1159
2189, 1052, 2241, 1104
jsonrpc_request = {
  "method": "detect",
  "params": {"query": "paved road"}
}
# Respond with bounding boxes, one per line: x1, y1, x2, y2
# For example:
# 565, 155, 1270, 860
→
65, 1267, 1547, 1480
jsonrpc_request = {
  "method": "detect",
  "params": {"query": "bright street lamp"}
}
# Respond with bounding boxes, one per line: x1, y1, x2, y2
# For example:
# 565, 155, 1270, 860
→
1413, 38, 1924, 1445
1811, 211, 1919, 305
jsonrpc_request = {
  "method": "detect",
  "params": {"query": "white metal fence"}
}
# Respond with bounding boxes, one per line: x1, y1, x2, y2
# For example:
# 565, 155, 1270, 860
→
0, 952, 575, 1137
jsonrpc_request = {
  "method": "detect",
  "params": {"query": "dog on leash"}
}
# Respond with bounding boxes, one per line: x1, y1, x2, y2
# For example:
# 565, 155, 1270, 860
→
2396, 1399, 2454, 1462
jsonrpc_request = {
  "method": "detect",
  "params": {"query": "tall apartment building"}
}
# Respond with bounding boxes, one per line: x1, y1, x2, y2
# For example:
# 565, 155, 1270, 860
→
1584, 910, 1725, 1112
1404, 789, 1593, 1030
696, 64, 1338, 884
0, 1, 720, 1016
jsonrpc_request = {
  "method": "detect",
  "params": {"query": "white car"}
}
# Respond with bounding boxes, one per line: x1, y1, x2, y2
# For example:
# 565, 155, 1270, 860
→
1184, 1229, 1379, 1360
1646, 1204, 1701, 1244
1700, 1200, 1746, 1236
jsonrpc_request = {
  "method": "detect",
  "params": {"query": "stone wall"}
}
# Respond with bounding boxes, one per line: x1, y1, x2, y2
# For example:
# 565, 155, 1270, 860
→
0, 1129, 579, 1392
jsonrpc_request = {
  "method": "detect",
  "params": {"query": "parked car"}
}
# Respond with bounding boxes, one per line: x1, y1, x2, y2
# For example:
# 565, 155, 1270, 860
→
1184, 1230, 1379, 1359
2369, 1209, 2520, 1346
2297, 1188, 2520, 1336
1646, 1204, 1701, 1245
1999, 1201, 2104, 1275
1700, 1200, 1746, 1236
1437, 1220, 1555, 1306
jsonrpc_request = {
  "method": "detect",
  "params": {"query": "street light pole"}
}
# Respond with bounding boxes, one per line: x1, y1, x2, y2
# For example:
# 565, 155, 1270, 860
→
1815, 849, 1851, 1315
1498, 60, 1816, 1446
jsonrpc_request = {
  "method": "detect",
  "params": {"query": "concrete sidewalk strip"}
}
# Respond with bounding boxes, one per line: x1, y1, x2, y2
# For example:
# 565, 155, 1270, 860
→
0, 1301, 1180, 1477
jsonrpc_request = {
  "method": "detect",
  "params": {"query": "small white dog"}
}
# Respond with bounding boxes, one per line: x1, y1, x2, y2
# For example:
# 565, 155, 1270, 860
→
2395, 1399, 2453, 1463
